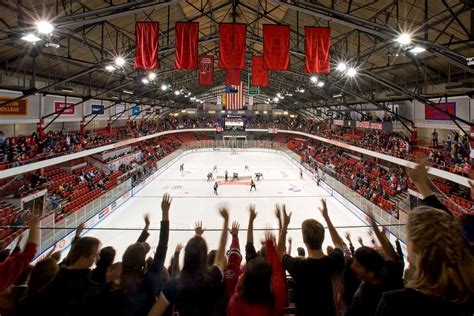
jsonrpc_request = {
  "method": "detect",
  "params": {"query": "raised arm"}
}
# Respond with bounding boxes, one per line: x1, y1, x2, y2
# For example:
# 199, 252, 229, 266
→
345, 232, 355, 257
367, 210, 398, 262
136, 213, 150, 243
245, 204, 257, 262
277, 204, 291, 257
149, 193, 171, 273
171, 243, 183, 278
319, 199, 343, 250
214, 206, 230, 271
287, 237, 292, 256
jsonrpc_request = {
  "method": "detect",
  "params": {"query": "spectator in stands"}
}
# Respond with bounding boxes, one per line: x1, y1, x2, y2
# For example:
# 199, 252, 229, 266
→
90, 246, 115, 284
278, 200, 345, 316
147, 206, 229, 316
0, 213, 39, 292
432, 129, 439, 148
42, 236, 105, 315
109, 194, 171, 316
51, 194, 58, 210
17, 258, 60, 315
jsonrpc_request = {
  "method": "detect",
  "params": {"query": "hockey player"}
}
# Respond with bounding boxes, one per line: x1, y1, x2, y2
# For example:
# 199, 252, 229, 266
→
214, 182, 218, 195
250, 180, 256, 191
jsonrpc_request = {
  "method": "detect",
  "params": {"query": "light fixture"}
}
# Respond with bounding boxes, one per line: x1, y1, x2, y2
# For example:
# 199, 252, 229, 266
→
141, 78, 149, 85
160, 83, 168, 91
45, 42, 60, 48
221, 110, 225, 113
61, 87, 73, 92
310, 76, 318, 83
346, 67, 357, 77
336, 62, 347, 72
190, 97, 196, 101
263, 110, 268, 114
333, 93, 342, 98
200, 100, 204, 104
181, 110, 186, 113
277, 92, 282, 98
21, 33, 41, 43
123, 89, 133, 95
255, 111, 259, 114
317, 81, 325, 87
115, 56, 125, 66
396, 33, 411, 45
186, 92, 192, 97
273, 97, 279, 103
148, 72, 157, 80
290, 114, 296, 118
285, 93, 293, 97
409, 46, 426, 54
111, 96, 119, 100
174, 90, 180, 95
105, 65, 115, 72
36, 21, 54, 34
283, 111, 288, 115
173, 113, 179, 116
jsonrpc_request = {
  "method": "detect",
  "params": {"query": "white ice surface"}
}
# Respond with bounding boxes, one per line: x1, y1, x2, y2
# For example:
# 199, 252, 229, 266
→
85, 151, 376, 264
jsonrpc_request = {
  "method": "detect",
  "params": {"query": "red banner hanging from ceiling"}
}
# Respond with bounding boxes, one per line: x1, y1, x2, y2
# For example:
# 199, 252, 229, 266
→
134, 22, 159, 70
199, 55, 214, 86
226, 69, 241, 86
251, 56, 268, 86
263, 24, 290, 70
305, 27, 331, 74
218, 23, 246, 70
175, 22, 199, 70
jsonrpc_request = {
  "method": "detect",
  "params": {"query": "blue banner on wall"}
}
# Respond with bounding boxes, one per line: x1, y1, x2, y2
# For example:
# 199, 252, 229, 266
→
91, 104, 104, 114
132, 106, 141, 115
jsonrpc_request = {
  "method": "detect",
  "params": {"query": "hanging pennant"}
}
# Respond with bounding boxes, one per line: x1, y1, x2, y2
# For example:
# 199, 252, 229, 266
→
218, 23, 246, 69
226, 69, 241, 86
305, 27, 331, 74
251, 56, 268, 86
263, 24, 290, 70
134, 22, 159, 70
199, 55, 214, 86
175, 22, 199, 70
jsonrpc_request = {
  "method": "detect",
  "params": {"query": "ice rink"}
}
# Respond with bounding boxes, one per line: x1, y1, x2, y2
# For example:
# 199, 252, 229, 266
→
85, 150, 376, 264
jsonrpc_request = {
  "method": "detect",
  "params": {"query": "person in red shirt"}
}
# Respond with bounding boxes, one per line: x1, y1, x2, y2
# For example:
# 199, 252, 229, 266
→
0, 213, 40, 292
227, 233, 288, 316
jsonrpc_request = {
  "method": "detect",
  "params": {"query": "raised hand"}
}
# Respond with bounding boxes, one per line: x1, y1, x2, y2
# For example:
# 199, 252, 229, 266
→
229, 221, 240, 236
161, 193, 172, 213
406, 162, 428, 184
144, 213, 150, 228
357, 236, 364, 246
345, 232, 351, 242
280, 204, 291, 229
175, 243, 183, 254
288, 236, 292, 244
75, 222, 85, 237
249, 204, 257, 221
194, 221, 205, 236
219, 205, 229, 221
318, 198, 328, 220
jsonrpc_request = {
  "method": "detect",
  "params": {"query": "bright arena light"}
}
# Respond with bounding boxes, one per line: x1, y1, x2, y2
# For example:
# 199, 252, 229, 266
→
148, 72, 157, 80
21, 33, 41, 43
310, 76, 318, 83
273, 97, 279, 103
346, 67, 357, 77
36, 21, 54, 34
141, 78, 149, 85
336, 62, 347, 72
105, 65, 115, 72
317, 81, 325, 87
409, 46, 426, 54
174, 90, 180, 95
160, 84, 168, 91
396, 33, 411, 45
115, 56, 126, 66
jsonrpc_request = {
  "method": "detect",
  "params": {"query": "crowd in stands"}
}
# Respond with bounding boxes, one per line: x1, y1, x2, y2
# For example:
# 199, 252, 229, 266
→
0, 163, 473, 316
0, 117, 471, 179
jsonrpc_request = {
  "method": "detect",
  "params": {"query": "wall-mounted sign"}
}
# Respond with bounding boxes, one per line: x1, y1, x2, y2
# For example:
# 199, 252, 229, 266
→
132, 106, 141, 115
0, 97, 27, 115
91, 104, 104, 115
425, 102, 455, 120
54, 101, 75, 115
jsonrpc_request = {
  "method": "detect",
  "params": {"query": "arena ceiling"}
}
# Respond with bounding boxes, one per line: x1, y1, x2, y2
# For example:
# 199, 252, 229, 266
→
0, 0, 473, 120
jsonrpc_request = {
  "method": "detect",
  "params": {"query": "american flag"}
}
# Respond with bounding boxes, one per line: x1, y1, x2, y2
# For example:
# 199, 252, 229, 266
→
226, 81, 244, 110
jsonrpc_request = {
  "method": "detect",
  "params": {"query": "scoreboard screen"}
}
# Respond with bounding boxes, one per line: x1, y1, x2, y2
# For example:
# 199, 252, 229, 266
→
224, 116, 245, 132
